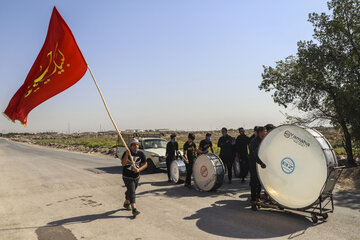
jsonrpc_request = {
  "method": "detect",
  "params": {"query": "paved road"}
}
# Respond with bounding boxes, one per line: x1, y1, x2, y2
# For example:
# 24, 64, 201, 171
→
0, 138, 359, 240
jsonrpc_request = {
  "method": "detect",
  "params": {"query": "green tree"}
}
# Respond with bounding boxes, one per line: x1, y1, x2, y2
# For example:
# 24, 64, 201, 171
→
260, 0, 360, 165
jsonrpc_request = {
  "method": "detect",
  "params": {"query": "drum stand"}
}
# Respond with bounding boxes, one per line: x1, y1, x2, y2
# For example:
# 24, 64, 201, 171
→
258, 166, 344, 223
305, 190, 334, 223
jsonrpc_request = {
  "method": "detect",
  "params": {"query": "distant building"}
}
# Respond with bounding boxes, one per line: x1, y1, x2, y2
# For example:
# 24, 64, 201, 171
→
124, 129, 145, 133
155, 129, 170, 132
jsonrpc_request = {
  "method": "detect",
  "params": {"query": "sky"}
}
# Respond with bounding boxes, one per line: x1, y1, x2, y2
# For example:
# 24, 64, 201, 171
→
0, 0, 329, 133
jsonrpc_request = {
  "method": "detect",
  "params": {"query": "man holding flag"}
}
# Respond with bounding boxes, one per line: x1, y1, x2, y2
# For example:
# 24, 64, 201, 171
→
121, 139, 148, 217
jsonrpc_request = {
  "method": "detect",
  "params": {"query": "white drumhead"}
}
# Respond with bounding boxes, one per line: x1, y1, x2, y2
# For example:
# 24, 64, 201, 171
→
170, 160, 180, 182
258, 125, 328, 209
193, 155, 217, 191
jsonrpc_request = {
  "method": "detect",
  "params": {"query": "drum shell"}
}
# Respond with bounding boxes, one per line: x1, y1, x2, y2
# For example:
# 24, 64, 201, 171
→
258, 125, 338, 210
170, 160, 186, 183
193, 154, 225, 191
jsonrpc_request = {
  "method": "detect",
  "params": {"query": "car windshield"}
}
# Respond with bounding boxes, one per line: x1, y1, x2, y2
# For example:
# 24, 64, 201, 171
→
143, 139, 167, 149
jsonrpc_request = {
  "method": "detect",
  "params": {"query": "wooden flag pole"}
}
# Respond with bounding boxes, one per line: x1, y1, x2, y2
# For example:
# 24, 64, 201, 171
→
87, 65, 136, 168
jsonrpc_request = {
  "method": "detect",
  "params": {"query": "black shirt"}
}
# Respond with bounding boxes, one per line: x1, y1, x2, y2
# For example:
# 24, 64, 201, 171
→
249, 133, 257, 142
166, 141, 179, 160
235, 134, 250, 157
217, 134, 233, 159
199, 139, 213, 154
249, 136, 265, 172
183, 141, 197, 161
121, 150, 146, 178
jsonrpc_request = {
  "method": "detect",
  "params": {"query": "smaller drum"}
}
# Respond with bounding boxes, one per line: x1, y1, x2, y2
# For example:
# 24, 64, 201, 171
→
170, 160, 186, 183
193, 154, 225, 191
234, 159, 241, 177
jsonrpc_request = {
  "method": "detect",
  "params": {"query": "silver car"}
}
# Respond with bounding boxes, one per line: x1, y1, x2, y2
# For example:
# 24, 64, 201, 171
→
116, 135, 168, 173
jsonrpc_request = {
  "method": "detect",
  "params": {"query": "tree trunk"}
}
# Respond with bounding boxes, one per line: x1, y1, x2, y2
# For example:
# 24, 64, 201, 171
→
340, 121, 355, 165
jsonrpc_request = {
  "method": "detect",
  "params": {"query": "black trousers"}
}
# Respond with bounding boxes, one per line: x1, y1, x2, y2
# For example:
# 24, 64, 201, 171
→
123, 176, 140, 204
185, 160, 194, 185
222, 156, 234, 181
239, 155, 249, 179
166, 157, 173, 180
250, 170, 261, 202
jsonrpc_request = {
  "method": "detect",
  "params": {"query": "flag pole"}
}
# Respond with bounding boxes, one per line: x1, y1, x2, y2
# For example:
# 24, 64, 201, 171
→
87, 65, 136, 168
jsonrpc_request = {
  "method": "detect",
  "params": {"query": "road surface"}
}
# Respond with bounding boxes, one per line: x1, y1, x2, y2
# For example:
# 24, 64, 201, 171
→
0, 138, 359, 240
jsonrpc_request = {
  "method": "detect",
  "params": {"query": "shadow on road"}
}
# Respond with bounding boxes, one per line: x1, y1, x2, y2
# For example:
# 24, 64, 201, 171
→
137, 178, 251, 199
33, 209, 133, 240
184, 199, 313, 239
334, 190, 360, 210
47, 209, 132, 226
0, 209, 132, 234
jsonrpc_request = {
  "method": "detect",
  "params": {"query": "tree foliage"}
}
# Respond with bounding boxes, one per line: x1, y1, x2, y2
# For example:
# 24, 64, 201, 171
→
260, 0, 360, 164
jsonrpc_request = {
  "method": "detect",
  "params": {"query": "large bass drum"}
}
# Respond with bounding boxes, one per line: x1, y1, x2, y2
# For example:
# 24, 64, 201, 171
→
193, 154, 225, 191
170, 160, 186, 183
258, 125, 337, 209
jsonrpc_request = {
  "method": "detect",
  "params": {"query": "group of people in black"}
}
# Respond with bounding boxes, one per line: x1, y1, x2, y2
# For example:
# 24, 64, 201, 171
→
121, 124, 275, 217
164, 124, 276, 210
219, 124, 275, 210
165, 132, 214, 188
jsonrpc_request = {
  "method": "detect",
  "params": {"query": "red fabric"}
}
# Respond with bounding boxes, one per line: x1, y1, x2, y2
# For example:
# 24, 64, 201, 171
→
4, 6, 87, 125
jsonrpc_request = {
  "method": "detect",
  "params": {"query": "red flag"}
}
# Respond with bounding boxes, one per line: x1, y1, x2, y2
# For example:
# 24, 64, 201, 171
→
4, 6, 87, 126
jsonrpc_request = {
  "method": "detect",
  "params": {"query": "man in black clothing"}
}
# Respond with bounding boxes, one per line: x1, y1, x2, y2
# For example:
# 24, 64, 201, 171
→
235, 127, 250, 183
183, 133, 197, 188
217, 127, 234, 183
249, 126, 258, 142
249, 127, 267, 211
121, 138, 148, 217
165, 133, 179, 182
198, 133, 214, 154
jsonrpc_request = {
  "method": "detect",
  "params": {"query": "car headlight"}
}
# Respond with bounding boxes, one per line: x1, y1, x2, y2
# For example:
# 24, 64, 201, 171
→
151, 153, 158, 157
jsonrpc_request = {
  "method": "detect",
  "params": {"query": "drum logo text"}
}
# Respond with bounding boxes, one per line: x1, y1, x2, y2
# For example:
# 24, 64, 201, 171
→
284, 130, 310, 147
281, 157, 295, 174
200, 165, 208, 178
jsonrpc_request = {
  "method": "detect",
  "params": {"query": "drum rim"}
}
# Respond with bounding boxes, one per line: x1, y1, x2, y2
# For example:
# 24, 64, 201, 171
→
257, 124, 337, 209
205, 153, 226, 172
